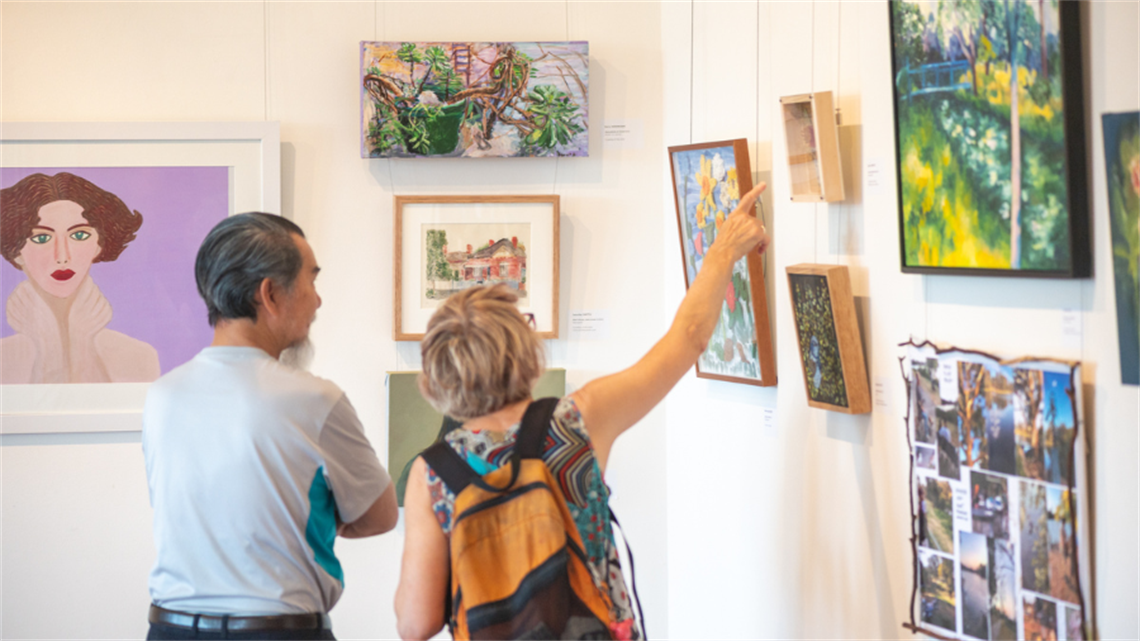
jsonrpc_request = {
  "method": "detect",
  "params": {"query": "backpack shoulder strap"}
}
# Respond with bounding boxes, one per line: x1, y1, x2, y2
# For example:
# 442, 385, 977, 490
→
516, 397, 560, 460
421, 441, 479, 496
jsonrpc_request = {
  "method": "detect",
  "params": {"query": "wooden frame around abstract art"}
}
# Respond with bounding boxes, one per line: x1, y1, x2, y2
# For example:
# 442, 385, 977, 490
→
394, 195, 560, 341
668, 138, 777, 387
779, 91, 845, 203
786, 263, 870, 414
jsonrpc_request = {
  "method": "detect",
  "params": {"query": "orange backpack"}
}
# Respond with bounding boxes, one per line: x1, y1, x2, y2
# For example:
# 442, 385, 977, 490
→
422, 398, 617, 640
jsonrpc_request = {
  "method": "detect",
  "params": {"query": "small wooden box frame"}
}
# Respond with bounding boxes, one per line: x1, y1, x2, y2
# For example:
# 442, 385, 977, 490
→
668, 138, 777, 387
394, 195, 560, 341
779, 91, 845, 202
786, 263, 869, 413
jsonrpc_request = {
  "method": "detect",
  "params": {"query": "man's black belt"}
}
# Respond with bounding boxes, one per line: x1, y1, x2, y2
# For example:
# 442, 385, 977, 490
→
149, 604, 331, 633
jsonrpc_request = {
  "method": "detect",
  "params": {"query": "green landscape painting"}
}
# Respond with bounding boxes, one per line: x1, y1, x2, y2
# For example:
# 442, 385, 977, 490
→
890, 0, 1087, 276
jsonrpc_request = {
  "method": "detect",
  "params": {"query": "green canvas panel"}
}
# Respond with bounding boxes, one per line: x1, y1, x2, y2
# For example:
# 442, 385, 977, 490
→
387, 369, 566, 506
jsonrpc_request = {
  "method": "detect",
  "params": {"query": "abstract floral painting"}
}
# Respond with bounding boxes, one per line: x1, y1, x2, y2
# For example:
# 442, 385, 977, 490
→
668, 139, 776, 386
889, 0, 1088, 276
1103, 111, 1140, 384
361, 41, 588, 158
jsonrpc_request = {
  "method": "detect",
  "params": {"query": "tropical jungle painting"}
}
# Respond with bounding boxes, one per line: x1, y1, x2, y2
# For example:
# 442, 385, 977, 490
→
670, 144, 763, 382
889, 1, 1086, 275
789, 273, 847, 408
361, 41, 588, 158
1103, 111, 1140, 384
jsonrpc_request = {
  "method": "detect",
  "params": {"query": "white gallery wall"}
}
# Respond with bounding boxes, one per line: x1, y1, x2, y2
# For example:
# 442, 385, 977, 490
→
661, 1, 1138, 639
1, 1, 1136, 640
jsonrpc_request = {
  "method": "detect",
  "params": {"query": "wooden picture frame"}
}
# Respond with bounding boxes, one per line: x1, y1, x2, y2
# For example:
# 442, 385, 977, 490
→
668, 139, 777, 387
888, 1, 1090, 278
0, 121, 281, 434
779, 91, 845, 203
786, 264, 869, 413
394, 195, 559, 341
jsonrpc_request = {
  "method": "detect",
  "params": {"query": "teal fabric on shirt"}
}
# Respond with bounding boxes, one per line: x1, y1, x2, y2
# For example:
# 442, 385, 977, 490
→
306, 467, 344, 585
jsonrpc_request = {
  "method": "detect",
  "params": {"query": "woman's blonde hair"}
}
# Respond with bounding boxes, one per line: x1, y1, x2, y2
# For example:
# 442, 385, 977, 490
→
418, 284, 545, 420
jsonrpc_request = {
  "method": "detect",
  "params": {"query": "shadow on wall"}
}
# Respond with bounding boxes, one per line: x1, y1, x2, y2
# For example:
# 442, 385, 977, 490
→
831, 124, 864, 258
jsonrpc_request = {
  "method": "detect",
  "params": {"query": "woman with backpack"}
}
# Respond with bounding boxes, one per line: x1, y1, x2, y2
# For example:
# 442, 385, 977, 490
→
395, 183, 770, 641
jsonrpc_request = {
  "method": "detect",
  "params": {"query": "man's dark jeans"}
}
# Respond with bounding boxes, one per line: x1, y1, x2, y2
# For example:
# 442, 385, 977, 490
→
146, 623, 335, 640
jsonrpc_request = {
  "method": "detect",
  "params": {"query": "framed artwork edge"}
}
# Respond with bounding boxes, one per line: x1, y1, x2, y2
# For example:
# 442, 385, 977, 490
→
0, 121, 281, 434
667, 138, 777, 387
886, 1, 1090, 279
786, 263, 871, 414
393, 194, 560, 342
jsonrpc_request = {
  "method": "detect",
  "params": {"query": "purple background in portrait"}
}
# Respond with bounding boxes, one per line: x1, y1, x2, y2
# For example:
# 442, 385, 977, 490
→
0, 166, 229, 375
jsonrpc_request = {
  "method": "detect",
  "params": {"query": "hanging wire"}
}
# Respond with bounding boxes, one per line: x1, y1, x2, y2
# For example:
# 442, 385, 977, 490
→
689, 0, 695, 144
811, 0, 820, 264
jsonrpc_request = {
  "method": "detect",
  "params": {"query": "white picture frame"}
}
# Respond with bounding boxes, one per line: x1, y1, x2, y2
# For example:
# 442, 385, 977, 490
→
394, 195, 560, 341
0, 121, 281, 434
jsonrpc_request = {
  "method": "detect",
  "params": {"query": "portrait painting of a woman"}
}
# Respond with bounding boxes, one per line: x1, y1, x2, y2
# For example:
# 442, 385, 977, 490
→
1, 172, 160, 383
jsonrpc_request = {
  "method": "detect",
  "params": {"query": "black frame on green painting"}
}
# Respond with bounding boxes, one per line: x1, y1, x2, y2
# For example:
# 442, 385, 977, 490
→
887, 0, 1090, 278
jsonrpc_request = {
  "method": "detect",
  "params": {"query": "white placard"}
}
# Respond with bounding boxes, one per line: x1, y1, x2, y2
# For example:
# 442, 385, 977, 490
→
865, 156, 886, 195
762, 406, 777, 430
952, 483, 971, 531
602, 119, 644, 150
1061, 308, 1082, 351
569, 309, 610, 340
873, 376, 890, 409
938, 359, 958, 403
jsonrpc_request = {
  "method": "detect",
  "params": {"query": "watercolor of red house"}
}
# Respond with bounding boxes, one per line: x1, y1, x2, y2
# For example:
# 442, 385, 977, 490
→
441, 236, 527, 295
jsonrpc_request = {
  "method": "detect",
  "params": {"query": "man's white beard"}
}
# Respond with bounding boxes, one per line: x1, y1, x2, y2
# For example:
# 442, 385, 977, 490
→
280, 337, 315, 371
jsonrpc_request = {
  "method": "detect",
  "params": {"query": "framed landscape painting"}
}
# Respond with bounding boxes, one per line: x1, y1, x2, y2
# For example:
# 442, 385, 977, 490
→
361, 41, 588, 158
1103, 111, 1140, 385
668, 139, 776, 387
394, 195, 559, 341
889, 1, 1089, 277
786, 264, 870, 414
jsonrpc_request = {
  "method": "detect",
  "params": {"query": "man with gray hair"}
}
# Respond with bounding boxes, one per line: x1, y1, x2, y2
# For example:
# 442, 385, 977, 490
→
142, 213, 396, 640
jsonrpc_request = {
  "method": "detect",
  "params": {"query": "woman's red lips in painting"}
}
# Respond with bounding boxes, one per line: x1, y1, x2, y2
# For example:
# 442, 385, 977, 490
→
51, 269, 75, 281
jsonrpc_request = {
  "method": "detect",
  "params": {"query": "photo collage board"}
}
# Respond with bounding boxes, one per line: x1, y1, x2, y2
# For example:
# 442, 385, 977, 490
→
903, 342, 1091, 641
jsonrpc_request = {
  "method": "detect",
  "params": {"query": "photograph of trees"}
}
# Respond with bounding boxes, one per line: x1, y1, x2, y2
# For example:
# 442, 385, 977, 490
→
920, 550, 957, 632
890, 0, 1085, 275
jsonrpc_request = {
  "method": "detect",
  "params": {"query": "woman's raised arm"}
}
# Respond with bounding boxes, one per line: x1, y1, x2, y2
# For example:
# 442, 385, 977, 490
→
570, 183, 770, 470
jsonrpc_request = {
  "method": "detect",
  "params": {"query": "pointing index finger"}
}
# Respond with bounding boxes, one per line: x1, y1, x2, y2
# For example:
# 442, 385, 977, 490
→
734, 182, 767, 216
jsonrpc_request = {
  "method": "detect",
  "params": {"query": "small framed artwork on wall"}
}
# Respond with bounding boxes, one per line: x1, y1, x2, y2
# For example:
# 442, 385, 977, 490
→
361, 41, 589, 158
779, 91, 845, 202
786, 264, 870, 414
668, 138, 777, 387
394, 195, 559, 341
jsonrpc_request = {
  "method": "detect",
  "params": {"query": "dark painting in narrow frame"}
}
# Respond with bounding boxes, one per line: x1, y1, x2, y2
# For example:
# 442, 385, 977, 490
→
888, 0, 1089, 278
1102, 111, 1140, 385
668, 139, 777, 387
